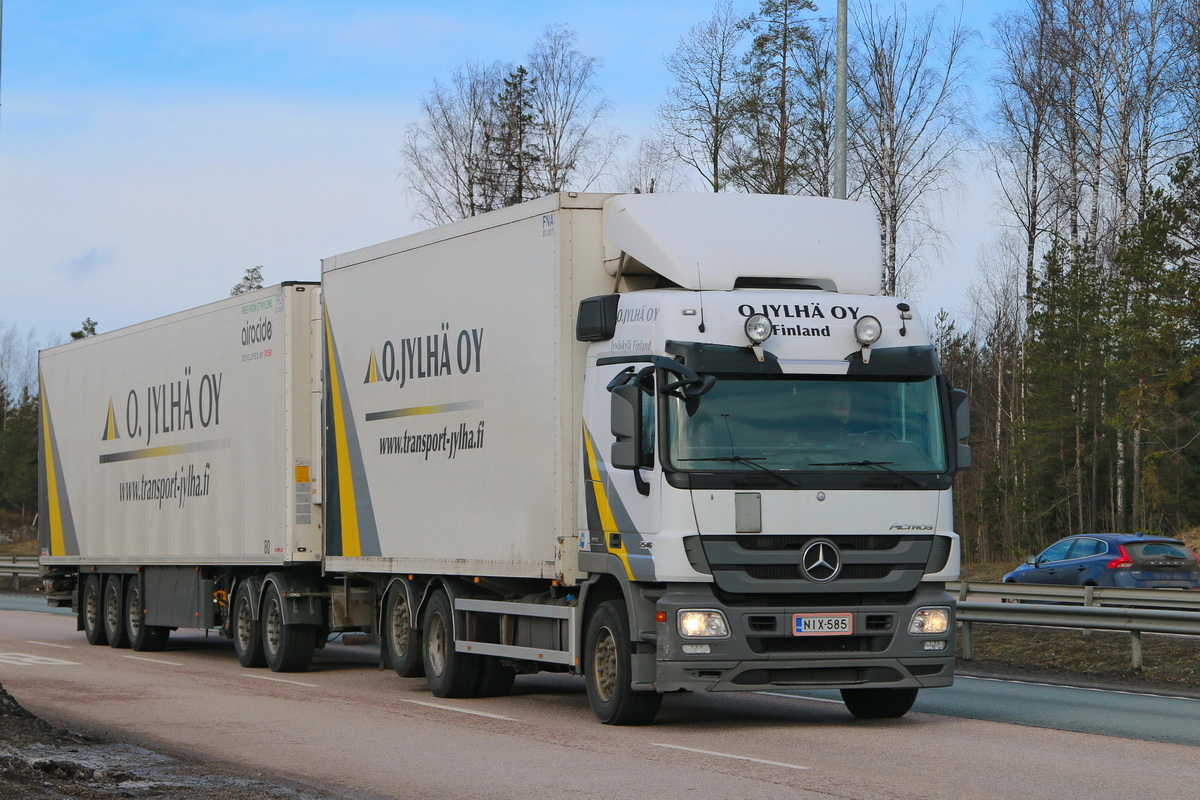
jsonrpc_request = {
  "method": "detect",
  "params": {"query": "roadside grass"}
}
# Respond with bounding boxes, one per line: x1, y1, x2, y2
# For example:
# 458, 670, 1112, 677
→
959, 624, 1200, 692
0, 540, 37, 556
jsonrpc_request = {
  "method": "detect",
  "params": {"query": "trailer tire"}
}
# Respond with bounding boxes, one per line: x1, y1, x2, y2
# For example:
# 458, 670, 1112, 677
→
233, 582, 266, 668
82, 574, 108, 646
261, 584, 316, 673
584, 600, 662, 725
384, 587, 424, 678
103, 576, 130, 649
421, 589, 480, 698
126, 579, 170, 652
840, 687, 919, 719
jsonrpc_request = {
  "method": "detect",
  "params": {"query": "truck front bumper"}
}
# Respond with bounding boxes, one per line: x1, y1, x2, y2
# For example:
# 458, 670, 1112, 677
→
647, 583, 955, 693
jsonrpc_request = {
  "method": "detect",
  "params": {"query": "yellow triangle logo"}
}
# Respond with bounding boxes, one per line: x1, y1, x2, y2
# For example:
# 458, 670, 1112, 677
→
363, 349, 379, 384
100, 398, 121, 441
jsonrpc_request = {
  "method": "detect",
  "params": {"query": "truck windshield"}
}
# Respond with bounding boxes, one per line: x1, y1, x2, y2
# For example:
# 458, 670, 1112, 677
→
665, 375, 948, 475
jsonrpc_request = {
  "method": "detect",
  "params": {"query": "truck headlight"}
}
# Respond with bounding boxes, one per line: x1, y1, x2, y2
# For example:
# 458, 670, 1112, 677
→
908, 606, 950, 635
678, 610, 730, 638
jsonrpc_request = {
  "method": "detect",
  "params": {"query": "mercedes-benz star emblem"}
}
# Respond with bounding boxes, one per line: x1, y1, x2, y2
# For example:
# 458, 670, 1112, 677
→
801, 540, 841, 582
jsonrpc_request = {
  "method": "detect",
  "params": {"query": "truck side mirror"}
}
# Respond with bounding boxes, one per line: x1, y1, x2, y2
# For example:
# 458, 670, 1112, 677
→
951, 388, 971, 470
951, 389, 970, 440
610, 384, 641, 470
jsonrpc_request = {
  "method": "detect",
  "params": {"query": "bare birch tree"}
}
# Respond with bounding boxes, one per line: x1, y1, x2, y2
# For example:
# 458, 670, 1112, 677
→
402, 61, 505, 225
622, 135, 690, 194
849, 2, 974, 296
989, 5, 1058, 319
526, 25, 621, 194
656, 1, 746, 191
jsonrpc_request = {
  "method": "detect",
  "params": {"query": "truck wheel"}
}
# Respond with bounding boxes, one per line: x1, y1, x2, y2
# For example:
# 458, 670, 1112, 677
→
82, 574, 108, 646
840, 687, 919, 719
584, 600, 662, 725
232, 582, 266, 668
421, 589, 481, 697
473, 657, 516, 697
261, 584, 316, 673
384, 587, 424, 678
126, 579, 170, 652
103, 576, 130, 649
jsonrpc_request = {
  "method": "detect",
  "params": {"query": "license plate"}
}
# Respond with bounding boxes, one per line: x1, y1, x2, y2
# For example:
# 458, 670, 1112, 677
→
792, 613, 853, 636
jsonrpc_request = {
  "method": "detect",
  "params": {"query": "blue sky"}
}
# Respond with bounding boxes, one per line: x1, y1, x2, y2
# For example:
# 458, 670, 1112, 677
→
1, 1, 1011, 343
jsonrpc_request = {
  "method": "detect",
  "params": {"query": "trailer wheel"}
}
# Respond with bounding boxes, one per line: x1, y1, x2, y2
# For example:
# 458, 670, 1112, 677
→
840, 687, 919, 719
82, 574, 108, 646
384, 587, 424, 678
126, 578, 170, 652
584, 600, 662, 725
421, 589, 481, 698
103, 576, 130, 649
232, 582, 266, 668
261, 584, 316, 673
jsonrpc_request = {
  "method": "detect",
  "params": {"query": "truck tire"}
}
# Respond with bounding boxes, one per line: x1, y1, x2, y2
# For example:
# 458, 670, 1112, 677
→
584, 600, 662, 725
840, 687, 919, 719
261, 584, 316, 672
82, 574, 108, 646
421, 589, 481, 698
232, 582, 266, 668
126, 578, 170, 652
384, 587, 424, 678
103, 576, 130, 649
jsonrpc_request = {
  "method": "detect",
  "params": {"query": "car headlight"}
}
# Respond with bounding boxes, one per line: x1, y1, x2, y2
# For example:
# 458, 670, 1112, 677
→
678, 610, 730, 638
909, 606, 951, 635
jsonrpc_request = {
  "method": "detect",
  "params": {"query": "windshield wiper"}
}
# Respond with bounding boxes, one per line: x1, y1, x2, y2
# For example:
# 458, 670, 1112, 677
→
679, 455, 801, 487
808, 460, 923, 488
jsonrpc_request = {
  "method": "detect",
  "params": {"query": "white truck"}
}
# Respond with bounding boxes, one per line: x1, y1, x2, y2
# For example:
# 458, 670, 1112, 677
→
40, 192, 969, 724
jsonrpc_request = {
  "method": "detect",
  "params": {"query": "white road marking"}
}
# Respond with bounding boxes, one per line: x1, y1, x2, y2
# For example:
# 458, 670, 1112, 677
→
0, 653, 80, 666
958, 674, 1200, 702
756, 690, 844, 704
397, 698, 518, 721
26, 640, 73, 649
245, 675, 321, 688
121, 655, 184, 666
651, 743, 810, 771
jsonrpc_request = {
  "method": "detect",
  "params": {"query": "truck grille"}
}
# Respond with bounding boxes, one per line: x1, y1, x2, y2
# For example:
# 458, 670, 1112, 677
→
701, 534, 935, 594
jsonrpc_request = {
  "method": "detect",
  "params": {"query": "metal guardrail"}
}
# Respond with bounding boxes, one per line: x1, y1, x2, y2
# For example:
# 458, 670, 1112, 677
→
948, 580, 1200, 669
3, 555, 39, 590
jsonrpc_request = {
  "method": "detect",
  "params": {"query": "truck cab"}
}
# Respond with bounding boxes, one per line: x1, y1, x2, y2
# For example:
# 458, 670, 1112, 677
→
573, 193, 968, 722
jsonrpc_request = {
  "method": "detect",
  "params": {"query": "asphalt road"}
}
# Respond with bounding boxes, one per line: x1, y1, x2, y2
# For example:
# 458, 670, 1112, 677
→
2, 606, 1198, 799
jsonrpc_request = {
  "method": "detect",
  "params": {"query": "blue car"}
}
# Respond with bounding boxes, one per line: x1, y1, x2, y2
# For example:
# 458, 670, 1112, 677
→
1004, 533, 1200, 589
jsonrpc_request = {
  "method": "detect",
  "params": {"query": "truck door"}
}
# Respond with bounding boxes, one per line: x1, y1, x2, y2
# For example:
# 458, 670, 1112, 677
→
583, 364, 660, 582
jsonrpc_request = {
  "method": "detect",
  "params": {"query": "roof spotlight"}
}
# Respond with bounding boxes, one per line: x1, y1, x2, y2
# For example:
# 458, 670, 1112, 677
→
744, 314, 773, 345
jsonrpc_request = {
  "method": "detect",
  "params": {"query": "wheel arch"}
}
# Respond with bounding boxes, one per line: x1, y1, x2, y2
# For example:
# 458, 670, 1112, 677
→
261, 569, 326, 626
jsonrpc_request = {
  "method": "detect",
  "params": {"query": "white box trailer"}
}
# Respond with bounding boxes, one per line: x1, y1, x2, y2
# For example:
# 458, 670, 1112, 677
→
41, 193, 969, 725
39, 283, 322, 647
319, 194, 613, 581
